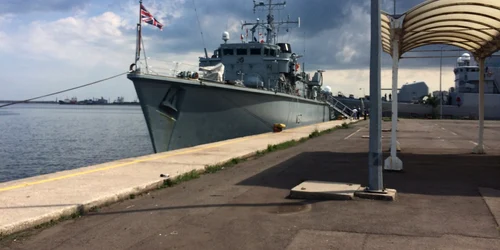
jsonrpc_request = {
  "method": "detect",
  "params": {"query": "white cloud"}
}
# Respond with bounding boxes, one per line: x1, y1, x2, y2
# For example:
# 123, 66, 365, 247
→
0, 11, 133, 70
295, 3, 371, 67
0, 13, 14, 24
0, 14, 13, 50
336, 46, 357, 63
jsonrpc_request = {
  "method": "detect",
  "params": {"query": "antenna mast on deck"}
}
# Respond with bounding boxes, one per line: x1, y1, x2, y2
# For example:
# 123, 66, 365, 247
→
192, 0, 209, 58
242, 0, 300, 44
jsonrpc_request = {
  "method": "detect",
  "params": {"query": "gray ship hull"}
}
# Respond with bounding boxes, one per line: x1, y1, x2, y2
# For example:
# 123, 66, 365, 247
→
336, 97, 431, 117
128, 73, 331, 153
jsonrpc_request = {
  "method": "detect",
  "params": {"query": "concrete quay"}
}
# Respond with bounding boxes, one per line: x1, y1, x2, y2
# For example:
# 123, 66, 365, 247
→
2, 118, 500, 250
0, 119, 356, 237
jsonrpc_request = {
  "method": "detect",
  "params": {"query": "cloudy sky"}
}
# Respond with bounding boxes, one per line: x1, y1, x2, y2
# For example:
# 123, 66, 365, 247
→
0, 0, 487, 101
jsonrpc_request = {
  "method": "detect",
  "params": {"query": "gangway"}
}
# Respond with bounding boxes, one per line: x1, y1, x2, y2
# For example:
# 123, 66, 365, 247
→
325, 95, 354, 119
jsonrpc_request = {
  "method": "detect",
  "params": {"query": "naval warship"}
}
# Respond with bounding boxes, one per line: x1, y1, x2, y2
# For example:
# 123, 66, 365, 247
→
128, 0, 350, 153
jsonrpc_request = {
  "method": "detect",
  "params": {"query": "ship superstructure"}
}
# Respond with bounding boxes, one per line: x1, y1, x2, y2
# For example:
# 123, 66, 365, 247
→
449, 53, 500, 107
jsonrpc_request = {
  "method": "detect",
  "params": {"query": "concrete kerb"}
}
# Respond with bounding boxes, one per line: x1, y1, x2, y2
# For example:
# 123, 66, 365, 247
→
0, 179, 168, 237
0, 119, 359, 238
354, 187, 397, 201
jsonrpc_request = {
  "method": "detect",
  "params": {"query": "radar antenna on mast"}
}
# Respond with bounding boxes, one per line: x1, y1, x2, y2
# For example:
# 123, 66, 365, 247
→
241, 0, 300, 44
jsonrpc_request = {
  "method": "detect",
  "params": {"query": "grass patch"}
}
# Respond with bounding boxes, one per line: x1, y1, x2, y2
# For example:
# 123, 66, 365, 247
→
33, 212, 81, 229
89, 206, 99, 213
204, 158, 243, 174
158, 158, 245, 189
382, 117, 401, 122
309, 130, 320, 138
0, 210, 83, 242
267, 139, 300, 152
309, 122, 349, 139
159, 169, 202, 188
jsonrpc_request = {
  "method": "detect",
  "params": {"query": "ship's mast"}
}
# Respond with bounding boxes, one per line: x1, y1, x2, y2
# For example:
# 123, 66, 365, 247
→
243, 0, 300, 44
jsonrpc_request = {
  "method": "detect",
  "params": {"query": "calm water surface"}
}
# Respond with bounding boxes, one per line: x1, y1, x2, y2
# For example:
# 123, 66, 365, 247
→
0, 104, 153, 183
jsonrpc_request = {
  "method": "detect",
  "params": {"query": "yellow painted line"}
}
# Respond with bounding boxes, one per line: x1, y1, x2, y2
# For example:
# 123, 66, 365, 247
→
0, 132, 270, 193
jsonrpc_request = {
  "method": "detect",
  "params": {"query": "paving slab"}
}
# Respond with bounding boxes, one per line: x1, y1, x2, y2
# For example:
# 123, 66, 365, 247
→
479, 187, 500, 229
286, 230, 366, 250
288, 181, 361, 200
365, 233, 500, 250
286, 230, 500, 250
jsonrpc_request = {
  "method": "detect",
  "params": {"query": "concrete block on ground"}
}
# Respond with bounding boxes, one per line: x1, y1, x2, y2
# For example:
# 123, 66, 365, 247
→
362, 135, 384, 138
384, 155, 403, 171
382, 129, 399, 132
288, 181, 361, 200
354, 187, 397, 201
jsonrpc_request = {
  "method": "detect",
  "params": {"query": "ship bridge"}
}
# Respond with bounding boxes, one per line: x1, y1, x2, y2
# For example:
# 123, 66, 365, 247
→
380, 0, 500, 157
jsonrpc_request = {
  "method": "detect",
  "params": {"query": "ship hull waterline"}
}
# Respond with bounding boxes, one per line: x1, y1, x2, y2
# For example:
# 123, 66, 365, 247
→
128, 73, 332, 153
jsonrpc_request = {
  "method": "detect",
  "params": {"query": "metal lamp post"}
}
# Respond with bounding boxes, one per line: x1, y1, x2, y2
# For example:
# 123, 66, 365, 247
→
440, 45, 443, 119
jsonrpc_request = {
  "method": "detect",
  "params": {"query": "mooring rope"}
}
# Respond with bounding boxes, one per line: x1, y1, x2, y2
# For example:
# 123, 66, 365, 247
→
0, 70, 132, 108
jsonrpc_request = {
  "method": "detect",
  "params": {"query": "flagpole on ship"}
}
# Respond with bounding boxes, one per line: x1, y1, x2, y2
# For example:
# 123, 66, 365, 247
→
134, 0, 143, 71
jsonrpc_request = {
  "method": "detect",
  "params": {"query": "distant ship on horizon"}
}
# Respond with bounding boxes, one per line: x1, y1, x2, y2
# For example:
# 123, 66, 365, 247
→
58, 96, 139, 105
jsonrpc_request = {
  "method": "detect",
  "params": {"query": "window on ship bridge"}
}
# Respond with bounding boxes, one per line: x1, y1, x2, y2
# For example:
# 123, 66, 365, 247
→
264, 48, 270, 56
223, 49, 234, 56
237, 48, 248, 55
250, 48, 261, 55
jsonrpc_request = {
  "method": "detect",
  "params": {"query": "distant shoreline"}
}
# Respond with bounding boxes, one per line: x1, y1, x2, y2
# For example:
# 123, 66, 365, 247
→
0, 100, 140, 105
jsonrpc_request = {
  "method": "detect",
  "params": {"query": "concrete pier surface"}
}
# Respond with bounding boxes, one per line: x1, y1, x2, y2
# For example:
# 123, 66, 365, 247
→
0, 119, 355, 237
2, 119, 500, 250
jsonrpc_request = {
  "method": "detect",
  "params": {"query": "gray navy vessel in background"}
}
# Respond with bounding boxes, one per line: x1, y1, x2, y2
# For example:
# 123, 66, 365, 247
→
127, 0, 351, 153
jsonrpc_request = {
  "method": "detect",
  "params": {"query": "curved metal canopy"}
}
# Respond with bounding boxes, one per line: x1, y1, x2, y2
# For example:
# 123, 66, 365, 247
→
381, 0, 500, 59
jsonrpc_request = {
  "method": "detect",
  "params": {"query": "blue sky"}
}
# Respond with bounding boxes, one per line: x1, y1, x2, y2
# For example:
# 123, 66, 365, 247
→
0, 0, 475, 101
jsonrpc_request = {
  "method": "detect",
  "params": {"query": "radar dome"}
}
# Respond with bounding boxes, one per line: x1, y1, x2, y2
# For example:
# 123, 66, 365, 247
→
457, 57, 464, 63
461, 53, 471, 61
222, 31, 230, 42
322, 86, 332, 93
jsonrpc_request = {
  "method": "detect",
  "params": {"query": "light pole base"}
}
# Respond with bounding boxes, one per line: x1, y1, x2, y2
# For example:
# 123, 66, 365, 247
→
472, 144, 486, 154
384, 155, 403, 171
